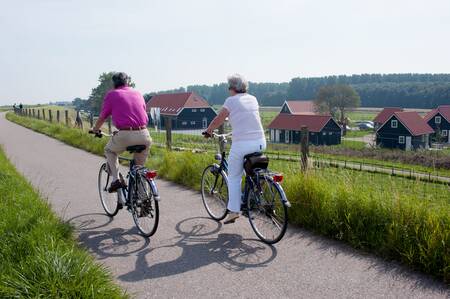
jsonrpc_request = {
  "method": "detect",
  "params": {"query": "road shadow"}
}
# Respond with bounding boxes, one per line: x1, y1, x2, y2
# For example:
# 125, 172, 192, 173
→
118, 217, 277, 282
67, 213, 150, 259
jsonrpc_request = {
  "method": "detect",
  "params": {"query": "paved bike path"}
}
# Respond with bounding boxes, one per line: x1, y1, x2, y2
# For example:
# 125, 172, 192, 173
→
0, 113, 448, 299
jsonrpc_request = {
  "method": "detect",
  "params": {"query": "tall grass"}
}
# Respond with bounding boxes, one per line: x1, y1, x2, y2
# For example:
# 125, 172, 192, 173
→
0, 147, 126, 298
6, 112, 449, 282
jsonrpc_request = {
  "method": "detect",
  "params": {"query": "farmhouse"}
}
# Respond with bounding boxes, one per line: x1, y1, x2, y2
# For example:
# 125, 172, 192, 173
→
373, 107, 403, 129
146, 92, 216, 130
268, 114, 341, 145
376, 111, 433, 150
424, 105, 450, 144
280, 100, 318, 115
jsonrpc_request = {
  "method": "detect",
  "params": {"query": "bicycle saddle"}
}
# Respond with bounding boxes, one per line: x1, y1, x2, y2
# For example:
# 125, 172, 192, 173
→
243, 152, 269, 175
126, 145, 147, 153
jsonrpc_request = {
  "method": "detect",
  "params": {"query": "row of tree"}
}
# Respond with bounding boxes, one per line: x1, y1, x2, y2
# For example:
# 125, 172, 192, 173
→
74, 73, 450, 114
147, 73, 450, 108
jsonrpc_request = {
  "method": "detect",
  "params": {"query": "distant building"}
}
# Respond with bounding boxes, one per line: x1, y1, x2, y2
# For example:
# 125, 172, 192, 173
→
423, 105, 450, 144
280, 100, 318, 115
376, 111, 434, 150
373, 107, 403, 129
146, 92, 216, 130
268, 114, 341, 145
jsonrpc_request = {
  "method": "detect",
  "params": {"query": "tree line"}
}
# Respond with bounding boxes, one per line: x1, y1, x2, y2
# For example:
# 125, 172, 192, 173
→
146, 73, 450, 108
74, 73, 450, 114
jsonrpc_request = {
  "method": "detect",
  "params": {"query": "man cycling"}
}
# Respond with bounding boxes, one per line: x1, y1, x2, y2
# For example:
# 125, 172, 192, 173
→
91, 72, 151, 193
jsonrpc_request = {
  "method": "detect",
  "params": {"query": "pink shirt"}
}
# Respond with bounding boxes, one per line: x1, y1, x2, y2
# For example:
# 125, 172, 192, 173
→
100, 86, 149, 128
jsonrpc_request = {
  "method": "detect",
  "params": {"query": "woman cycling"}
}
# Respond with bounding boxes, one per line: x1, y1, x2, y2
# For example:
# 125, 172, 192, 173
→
204, 74, 266, 224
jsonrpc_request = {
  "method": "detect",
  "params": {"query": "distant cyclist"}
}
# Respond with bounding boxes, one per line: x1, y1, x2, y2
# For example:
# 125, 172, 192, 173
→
204, 74, 266, 224
91, 72, 151, 193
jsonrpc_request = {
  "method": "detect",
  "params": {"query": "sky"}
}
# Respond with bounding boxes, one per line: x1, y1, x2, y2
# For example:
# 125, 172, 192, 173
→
1, 0, 450, 105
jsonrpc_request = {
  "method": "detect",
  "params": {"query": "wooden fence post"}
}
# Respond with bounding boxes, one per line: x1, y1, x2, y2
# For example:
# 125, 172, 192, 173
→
108, 118, 112, 134
65, 110, 69, 126
89, 112, 94, 127
300, 126, 309, 172
37, 110, 40, 119
42, 109, 46, 120
32, 109, 35, 118
48, 110, 53, 123
56, 110, 60, 123
165, 116, 172, 150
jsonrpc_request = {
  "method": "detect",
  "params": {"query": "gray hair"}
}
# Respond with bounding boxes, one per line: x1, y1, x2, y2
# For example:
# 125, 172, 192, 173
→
227, 74, 248, 93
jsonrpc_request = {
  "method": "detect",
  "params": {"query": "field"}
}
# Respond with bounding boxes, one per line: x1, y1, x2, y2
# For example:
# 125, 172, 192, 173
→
0, 145, 126, 298
6, 112, 449, 282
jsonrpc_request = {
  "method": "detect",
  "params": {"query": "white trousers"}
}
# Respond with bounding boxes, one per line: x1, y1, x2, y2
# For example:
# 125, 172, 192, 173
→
227, 138, 267, 212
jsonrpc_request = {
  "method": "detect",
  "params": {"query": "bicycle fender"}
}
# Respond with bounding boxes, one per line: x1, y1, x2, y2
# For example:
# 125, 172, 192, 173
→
272, 180, 291, 208
147, 179, 160, 201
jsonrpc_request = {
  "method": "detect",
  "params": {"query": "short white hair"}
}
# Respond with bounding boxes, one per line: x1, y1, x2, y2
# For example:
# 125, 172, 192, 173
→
227, 74, 248, 93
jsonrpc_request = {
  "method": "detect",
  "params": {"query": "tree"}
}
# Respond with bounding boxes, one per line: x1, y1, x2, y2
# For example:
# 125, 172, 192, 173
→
315, 84, 360, 135
87, 72, 135, 114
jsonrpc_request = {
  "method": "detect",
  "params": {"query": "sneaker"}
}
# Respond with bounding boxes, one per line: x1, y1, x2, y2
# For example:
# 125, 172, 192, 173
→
108, 180, 125, 193
224, 212, 240, 224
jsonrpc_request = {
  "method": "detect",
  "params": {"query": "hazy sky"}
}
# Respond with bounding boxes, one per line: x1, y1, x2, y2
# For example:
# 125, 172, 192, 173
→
1, 0, 450, 105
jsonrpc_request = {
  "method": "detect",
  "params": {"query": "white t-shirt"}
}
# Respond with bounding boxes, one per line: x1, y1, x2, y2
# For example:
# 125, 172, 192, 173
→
222, 93, 265, 142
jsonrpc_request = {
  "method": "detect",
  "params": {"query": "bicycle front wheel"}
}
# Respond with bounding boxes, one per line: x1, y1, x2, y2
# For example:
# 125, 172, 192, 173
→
130, 174, 159, 237
247, 178, 288, 244
201, 165, 229, 221
98, 163, 119, 216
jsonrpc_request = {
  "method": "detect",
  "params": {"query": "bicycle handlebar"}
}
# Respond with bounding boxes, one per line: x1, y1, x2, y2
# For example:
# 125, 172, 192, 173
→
88, 130, 112, 138
202, 131, 232, 139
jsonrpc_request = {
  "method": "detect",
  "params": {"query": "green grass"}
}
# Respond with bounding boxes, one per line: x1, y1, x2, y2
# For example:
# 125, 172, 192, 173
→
6, 112, 449, 282
344, 130, 373, 138
0, 146, 126, 298
347, 111, 378, 122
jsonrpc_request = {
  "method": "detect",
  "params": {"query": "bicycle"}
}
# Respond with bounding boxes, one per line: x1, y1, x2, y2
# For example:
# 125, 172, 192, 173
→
200, 132, 290, 244
90, 130, 160, 237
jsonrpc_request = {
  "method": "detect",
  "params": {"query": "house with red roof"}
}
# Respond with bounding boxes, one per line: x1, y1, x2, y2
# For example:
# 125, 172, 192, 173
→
146, 92, 216, 130
423, 105, 450, 144
280, 100, 318, 115
373, 107, 403, 129
267, 114, 341, 145
376, 111, 434, 150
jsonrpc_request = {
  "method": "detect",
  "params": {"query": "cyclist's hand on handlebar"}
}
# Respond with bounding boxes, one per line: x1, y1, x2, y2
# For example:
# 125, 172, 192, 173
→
89, 128, 102, 138
202, 131, 212, 138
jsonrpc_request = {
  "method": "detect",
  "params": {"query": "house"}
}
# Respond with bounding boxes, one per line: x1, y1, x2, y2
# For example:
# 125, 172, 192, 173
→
423, 105, 450, 144
373, 107, 403, 129
280, 100, 317, 115
146, 92, 217, 130
376, 111, 434, 150
267, 114, 341, 145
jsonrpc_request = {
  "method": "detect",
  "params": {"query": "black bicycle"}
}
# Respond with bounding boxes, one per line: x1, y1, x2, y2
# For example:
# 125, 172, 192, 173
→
201, 132, 290, 244
90, 130, 160, 237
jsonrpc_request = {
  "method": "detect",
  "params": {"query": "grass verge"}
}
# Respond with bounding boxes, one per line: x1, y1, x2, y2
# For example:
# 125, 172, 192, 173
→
6, 112, 450, 283
0, 146, 126, 298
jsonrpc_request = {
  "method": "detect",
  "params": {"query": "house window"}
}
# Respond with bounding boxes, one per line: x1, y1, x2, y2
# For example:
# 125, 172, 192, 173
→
399, 136, 405, 144
328, 132, 332, 135
270, 129, 275, 141
200, 109, 205, 112
435, 116, 441, 124
322, 132, 326, 135
192, 109, 197, 112
202, 118, 207, 129
285, 131, 290, 143
190, 121, 196, 125
442, 130, 448, 137
181, 121, 187, 126
391, 120, 398, 128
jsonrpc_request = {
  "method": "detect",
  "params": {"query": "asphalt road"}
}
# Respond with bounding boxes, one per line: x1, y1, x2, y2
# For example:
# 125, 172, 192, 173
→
0, 113, 448, 299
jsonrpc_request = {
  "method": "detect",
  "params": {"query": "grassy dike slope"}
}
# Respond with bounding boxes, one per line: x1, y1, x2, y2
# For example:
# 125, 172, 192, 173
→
5, 112, 449, 283
0, 147, 126, 297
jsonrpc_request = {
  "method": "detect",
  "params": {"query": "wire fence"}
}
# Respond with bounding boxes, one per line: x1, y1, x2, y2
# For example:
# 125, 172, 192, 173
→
14, 109, 450, 185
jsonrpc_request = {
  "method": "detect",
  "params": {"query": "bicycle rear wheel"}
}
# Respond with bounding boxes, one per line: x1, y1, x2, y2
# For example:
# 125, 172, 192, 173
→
98, 163, 119, 216
130, 174, 159, 237
247, 177, 288, 244
201, 165, 228, 221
